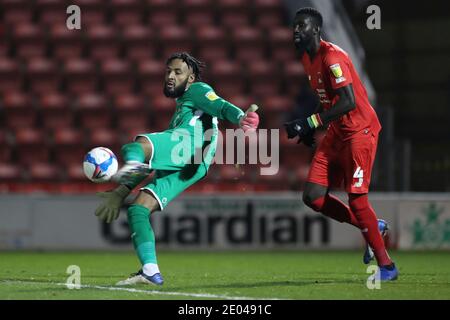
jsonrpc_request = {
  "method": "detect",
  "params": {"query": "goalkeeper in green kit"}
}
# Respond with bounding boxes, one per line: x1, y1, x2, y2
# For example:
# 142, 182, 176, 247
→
94, 52, 260, 286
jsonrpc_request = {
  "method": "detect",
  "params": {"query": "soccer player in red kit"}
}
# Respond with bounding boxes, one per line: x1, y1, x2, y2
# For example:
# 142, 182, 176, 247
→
284, 7, 398, 281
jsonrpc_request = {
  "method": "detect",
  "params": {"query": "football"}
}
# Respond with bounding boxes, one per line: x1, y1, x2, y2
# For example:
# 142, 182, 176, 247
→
83, 147, 118, 183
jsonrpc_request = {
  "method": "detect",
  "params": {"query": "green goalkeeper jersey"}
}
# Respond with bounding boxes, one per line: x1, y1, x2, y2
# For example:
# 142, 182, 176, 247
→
166, 81, 245, 168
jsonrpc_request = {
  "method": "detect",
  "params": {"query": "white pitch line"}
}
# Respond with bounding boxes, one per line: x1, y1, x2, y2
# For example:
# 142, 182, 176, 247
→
1, 280, 284, 300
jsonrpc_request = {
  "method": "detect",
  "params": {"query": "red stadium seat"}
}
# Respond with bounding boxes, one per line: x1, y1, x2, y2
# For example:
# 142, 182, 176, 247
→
86, 24, 120, 61
28, 162, 62, 182
209, 60, 245, 99
64, 59, 99, 94
231, 27, 266, 62
0, 163, 22, 183
52, 128, 86, 165
74, 0, 106, 25
111, 0, 144, 27
39, 92, 74, 129
146, 0, 179, 27
14, 128, 50, 165
65, 163, 87, 182
12, 24, 46, 59
122, 25, 157, 62
261, 96, 293, 128
49, 24, 83, 61
268, 27, 297, 62
77, 93, 112, 129
0, 58, 22, 93
26, 58, 60, 94
114, 94, 150, 130
218, 0, 251, 28
2, 92, 36, 129
183, 0, 216, 28
0, 131, 13, 162
150, 95, 175, 131
160, 26, 194, 59
101, 59, 134, 94
247, 60, 281, 98
36, 0, 69, 25
87, 128, 121, 156
254, 0, 284, 28
283, 61, 307, 97
137, 59, 165, 95
195, 26, 229, 63
2, 0, 33, 25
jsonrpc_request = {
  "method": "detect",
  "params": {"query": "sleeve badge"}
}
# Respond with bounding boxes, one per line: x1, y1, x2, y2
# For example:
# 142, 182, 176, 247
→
205, 91, 219, 101
330, 63, 343, 78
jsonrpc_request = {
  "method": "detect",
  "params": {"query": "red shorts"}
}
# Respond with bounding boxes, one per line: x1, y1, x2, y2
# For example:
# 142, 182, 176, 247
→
307, 129, 378, 194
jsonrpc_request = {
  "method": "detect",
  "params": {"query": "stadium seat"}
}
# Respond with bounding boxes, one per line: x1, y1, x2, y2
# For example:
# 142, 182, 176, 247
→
195, 26, 229, 63
247, 60, 281, 98
122, 25, 157, 62
1, 0, 33, 25
26, 58, 60, 94
231, 27, 266, 62
209, 60, 246, 99
64, 59, 99, 94
28, 162, 62, 182
52, 128, 86, 165
282, 61, 307, 97
268, 27, 297, 62
49, 24, 84, 61
254, 0, 284, 28
0, 163, 22, 183
65, 163, 87, 182
137, 59, 165, 95
111, 0, 144, 27
39, 92, 74, 129
87, 128, 121, 156
76, 93, 112, 129
150, 95, 175, 131
0, 131, 13, 162
146, 0, 179, 27
261, 96, 292, 128
183, 0, 216, 28
74, 0, 106, 25
0, 58, 22, 93
36, 0, 69, 25
100, 59, 135, 94
86, 24, 120, 61
12, 24, 46, 59
159, 26, 194, 59
218, 0, 252, 28
2, 91, 36, 130
14, 128, 50, 165
113, 94, 150, 130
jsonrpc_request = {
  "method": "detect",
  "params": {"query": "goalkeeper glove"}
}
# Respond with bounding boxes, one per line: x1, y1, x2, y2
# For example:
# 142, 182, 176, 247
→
95, 185, 131, 223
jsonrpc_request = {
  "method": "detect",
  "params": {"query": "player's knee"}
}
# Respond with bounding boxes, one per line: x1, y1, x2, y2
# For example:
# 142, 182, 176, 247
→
303, 192, 324, 212
348, 193, 369, 212
132, 190, 160, 212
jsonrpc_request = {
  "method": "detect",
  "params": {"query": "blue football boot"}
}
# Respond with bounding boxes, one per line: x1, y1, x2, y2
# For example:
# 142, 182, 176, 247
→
363, 219, 389, 264
377, 263, 399, 281
116, 269, 164, 286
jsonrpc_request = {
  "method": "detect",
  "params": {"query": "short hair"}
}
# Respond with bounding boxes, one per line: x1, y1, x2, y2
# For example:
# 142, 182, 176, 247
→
166, 52, 206, 81
295, 7, 323, 28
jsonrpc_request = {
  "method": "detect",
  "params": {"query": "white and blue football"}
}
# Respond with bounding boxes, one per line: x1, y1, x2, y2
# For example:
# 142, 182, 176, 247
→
83, 147, 118, 183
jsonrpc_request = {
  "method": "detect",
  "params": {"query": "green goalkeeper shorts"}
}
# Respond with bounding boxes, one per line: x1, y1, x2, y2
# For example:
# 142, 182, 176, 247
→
135, 131, 208, 210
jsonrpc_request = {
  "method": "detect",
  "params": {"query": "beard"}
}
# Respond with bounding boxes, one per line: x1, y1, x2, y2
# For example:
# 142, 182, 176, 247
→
163, 78, 189, 98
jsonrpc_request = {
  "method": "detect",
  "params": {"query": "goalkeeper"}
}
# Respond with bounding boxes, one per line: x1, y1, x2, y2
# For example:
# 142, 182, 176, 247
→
94, 52, 259, 286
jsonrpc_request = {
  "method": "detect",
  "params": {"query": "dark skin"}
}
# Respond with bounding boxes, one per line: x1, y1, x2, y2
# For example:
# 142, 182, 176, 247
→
292, 13, 363, 203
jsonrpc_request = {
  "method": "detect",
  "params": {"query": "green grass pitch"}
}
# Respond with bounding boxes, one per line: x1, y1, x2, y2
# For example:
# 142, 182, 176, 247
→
0, 251, 449, 300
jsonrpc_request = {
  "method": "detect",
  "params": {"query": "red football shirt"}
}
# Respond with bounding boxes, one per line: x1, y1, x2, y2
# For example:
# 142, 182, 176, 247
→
300, 39, 381, 140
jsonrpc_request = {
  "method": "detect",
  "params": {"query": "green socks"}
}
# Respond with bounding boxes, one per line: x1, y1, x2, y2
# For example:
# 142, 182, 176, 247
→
121, 142, 146, 163
127, 204, 157, 265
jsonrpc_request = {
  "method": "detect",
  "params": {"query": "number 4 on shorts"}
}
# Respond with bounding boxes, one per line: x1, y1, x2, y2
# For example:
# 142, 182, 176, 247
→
353, 166, 364, 188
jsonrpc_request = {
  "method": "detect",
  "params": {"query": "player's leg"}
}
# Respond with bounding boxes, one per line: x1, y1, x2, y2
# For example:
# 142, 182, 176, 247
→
303, 134, 360, 227
344, 131, 397, 280
116, 190, 164, 286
